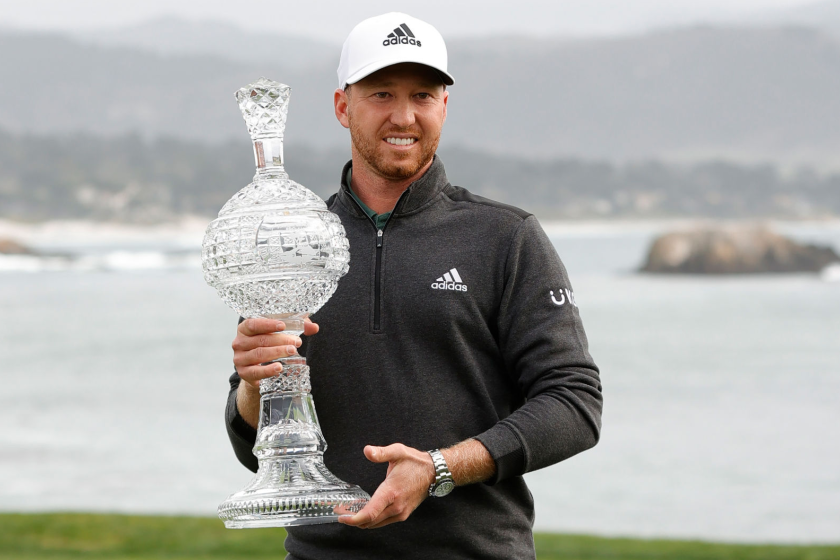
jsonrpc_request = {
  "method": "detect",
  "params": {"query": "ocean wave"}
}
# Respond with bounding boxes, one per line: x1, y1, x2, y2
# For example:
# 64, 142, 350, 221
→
0, 251, 201, 273
822, 263, 840, 283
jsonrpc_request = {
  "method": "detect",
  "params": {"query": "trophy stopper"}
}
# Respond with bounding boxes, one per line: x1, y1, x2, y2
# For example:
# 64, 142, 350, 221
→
236, 78, 291, 140
236, 78, 291, 173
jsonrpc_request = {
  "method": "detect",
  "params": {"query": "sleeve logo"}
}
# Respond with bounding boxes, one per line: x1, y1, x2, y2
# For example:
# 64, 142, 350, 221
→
550, 288, 577, 307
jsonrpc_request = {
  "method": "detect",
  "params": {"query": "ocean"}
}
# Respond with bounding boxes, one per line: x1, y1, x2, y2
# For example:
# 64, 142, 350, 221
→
1, 219, 838, 543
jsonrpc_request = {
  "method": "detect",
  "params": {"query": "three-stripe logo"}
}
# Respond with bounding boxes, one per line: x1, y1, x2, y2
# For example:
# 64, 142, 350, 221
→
383, 23, 422, 47
431, 268, 468, 292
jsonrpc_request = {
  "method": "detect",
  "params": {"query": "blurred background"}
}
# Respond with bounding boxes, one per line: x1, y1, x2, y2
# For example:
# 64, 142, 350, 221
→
1, 0, 839, 549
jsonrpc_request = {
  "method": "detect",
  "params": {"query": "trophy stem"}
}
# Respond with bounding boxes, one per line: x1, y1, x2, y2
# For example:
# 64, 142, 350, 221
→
262, 312, 308, 337
252, 137, 285, 174
218, 356, 370, 528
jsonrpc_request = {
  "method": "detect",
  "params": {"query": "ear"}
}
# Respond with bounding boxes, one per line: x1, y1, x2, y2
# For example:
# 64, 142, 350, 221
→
442, 89, 448, 123
334, 88, 351, 129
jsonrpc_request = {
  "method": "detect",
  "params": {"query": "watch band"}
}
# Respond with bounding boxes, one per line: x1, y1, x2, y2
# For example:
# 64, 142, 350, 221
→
427, 449, 455, 498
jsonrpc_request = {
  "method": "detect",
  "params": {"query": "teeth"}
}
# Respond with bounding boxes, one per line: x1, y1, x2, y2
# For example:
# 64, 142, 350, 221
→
386, 138, 416, 146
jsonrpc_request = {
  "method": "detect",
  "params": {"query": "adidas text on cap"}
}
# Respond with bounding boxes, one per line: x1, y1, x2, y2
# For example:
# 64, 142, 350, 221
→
337, 12, 454, 90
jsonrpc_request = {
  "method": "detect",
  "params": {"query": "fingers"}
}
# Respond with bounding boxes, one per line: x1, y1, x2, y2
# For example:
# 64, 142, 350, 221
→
234, 344, 299, 389
238, 317, 320, 337
237, 362, 284, 388
364, 444, 407, 464
232, 332, 302, 353
237, 318, 286, 337
365, 504, 409, 529
339, 485, 416, 529
236, 317, 318, 342
234, 344, 299, 370
339, 484, 396, 528
303, 318, 320, 336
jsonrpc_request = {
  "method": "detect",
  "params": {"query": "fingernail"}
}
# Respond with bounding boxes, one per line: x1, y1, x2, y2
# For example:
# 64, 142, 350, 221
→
294, 337, 302, 347
276, 321, 285, 331
275, 364, 283, 373
287, 346, 297, 355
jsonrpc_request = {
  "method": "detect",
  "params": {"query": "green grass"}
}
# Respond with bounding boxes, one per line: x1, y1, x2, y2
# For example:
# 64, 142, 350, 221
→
532, 533, 840, 560
0, 513, 837, 559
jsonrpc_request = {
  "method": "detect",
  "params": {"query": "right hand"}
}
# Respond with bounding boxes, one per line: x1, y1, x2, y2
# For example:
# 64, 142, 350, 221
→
232, 318, 320, 390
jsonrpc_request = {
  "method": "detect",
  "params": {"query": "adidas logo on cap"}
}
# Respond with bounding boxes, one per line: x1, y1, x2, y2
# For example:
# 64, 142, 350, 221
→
383, 23, 422, 47
431, 268, 468, 292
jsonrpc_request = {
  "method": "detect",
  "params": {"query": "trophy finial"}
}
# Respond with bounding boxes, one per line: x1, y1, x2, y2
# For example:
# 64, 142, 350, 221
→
235, 77, 292, 140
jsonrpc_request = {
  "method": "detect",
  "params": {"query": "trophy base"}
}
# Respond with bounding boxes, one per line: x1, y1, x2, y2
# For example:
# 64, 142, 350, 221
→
218, 454, 370, 528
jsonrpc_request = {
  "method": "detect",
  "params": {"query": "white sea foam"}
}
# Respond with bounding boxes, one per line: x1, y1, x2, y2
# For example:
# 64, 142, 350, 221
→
0, 251, 201, 273
0, 255, 70, 273
0, 217, 209, 250
822, 263, 840, 282
0, 217, 208, 273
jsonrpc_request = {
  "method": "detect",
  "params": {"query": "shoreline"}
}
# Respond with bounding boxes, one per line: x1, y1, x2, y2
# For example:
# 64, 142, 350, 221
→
0, 216, 211, 249
3, 217, 840, 247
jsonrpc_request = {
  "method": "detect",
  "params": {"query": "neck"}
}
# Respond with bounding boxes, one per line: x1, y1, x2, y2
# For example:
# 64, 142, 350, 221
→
349, 150, 434, 215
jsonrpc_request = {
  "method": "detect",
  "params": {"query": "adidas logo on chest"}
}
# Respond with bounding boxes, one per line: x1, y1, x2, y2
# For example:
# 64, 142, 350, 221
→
431, 268, 468, 292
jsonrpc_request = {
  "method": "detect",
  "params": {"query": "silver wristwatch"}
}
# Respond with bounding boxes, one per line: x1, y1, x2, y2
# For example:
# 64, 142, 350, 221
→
427, 449, 455, 498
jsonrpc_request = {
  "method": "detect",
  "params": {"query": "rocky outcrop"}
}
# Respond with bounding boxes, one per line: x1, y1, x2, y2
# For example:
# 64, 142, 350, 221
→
0, 238, 34, 255
640, 225, 840, 274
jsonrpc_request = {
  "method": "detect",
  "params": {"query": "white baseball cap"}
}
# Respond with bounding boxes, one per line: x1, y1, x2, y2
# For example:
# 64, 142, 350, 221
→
337, 12, 454, 90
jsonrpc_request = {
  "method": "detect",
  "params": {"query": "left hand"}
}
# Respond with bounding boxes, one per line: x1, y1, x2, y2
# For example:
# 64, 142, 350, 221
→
338, 443, 435, 529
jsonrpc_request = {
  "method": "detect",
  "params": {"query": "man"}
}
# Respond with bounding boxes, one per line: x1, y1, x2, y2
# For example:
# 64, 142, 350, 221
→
225, 12, 602, 560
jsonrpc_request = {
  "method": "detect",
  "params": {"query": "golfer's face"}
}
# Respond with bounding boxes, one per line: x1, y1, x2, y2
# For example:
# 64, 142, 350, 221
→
344, 63, 448, 181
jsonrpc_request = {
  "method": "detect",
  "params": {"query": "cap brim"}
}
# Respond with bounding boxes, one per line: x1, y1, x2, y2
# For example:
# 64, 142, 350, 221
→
344, 59, 454, 88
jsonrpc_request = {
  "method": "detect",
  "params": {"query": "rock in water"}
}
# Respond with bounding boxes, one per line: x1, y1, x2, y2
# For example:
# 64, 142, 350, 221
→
640, 225, 840, 274
0, 238, 34, 255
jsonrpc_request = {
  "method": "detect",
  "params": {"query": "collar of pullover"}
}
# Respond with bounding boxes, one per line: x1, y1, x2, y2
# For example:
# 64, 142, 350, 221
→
338, 155, 450, 219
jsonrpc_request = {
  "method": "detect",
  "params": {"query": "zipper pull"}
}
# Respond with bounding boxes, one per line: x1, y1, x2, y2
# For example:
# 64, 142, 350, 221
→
376, 229, 383, 248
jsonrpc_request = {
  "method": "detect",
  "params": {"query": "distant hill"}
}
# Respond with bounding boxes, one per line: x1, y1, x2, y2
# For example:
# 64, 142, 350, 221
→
71, 17, 338, 68
1, 129, 836, 223
3, 25, 840, 167
0, 30, 339, 148
753, 0, 840, 34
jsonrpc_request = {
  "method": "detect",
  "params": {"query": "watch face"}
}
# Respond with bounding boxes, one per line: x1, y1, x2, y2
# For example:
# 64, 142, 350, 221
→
434, 480, 455, 497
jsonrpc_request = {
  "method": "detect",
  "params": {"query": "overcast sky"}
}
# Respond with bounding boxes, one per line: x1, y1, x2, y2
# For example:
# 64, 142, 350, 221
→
0, 0, 821, 41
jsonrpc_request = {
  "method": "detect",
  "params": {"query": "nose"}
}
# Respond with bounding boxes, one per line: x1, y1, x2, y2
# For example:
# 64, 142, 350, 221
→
389, 97, 416, 129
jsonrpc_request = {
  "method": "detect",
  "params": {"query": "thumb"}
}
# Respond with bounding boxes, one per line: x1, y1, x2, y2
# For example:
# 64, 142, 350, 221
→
364, 444, 403, 463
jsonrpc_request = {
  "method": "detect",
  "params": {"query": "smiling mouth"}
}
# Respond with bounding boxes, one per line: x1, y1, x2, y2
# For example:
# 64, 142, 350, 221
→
384, 137, 417, 146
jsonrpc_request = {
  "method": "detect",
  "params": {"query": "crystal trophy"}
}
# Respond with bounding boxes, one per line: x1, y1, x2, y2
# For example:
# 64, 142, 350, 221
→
202, 77, 370, 528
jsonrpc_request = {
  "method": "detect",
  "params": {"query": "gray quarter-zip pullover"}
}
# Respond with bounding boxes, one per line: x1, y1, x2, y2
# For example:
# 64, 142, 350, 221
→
225, 156, 603, 560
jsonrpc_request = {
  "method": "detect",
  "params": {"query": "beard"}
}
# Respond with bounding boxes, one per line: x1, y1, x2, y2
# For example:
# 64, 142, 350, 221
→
348, 116, 440, 181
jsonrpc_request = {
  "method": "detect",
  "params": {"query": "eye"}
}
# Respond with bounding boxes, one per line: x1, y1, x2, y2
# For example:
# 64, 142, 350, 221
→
373, 92, 390, 99
416, 92, 431, 100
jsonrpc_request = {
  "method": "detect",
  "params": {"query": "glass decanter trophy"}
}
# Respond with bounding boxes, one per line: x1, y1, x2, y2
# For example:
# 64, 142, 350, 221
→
202, 77, 370, 528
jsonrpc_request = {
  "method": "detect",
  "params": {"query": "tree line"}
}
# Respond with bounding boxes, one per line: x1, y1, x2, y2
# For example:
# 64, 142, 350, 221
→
1, 130, 837, 223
